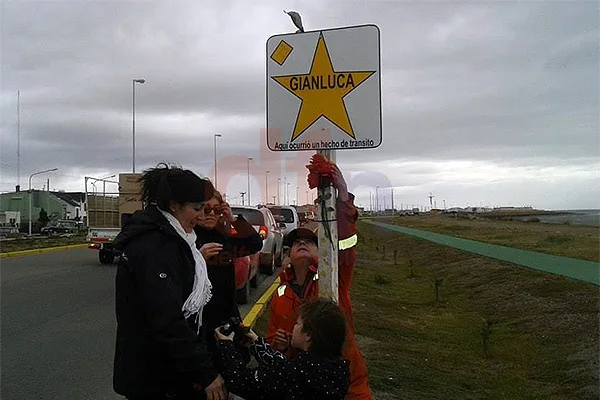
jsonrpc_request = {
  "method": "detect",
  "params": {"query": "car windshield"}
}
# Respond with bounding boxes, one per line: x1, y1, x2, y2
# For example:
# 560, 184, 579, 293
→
231, 208, 265, 226
269, 208, 295, 223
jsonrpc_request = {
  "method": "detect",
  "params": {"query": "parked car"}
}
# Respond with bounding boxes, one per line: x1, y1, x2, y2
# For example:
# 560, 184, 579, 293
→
266, 205, 299, 236
231, 206, 285, 275
234, 255, 259, 305
40, 220, 81, 235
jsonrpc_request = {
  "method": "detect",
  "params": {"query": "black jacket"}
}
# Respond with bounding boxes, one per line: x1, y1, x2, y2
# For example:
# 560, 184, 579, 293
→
112, 205, 218, 398
216, 337, 350, 399
194, 218, 262, 349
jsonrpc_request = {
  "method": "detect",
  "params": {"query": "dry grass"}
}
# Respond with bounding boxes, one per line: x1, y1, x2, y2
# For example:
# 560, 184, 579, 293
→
377, 215, 599, 262
0, 234, 87, 253
254, 218, 599, 400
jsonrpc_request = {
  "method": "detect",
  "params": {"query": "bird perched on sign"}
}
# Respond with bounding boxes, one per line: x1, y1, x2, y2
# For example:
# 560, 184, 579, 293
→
283, 10, 304, 33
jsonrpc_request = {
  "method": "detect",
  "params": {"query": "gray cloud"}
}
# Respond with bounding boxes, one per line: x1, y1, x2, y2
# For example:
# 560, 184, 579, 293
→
1, 0, 598, 210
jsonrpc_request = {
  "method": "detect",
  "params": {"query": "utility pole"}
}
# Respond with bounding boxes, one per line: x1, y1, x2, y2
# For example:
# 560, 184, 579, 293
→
428, 192, 435, 209
277, 178, 281, 205
17, 91, 21, 190
391, 188, 394, 211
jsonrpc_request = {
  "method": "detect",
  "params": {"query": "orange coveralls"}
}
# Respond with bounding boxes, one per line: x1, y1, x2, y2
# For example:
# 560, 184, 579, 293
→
266, 193, 372, 400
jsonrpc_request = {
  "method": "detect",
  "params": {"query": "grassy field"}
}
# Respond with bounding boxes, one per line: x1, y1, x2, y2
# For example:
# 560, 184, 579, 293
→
0, 234, 87, 253
254, 217, 599, 399
375, 214, 599, 262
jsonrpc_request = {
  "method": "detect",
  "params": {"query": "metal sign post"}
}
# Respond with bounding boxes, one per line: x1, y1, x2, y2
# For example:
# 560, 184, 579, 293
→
316, 148, 338, 301
266, 22, 381, 303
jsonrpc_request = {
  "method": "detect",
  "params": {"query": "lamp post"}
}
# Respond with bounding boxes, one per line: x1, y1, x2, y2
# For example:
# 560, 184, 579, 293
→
375, 186, 380, 212
305, 190, 308, 205
29, 168, 58, 235
277, 177, 281, 205
296, 186, 299, 206
213, 133, 222, 188
286, 183, 291, 205
132, 78, 145, 173
247, 157, 253, 205
265, 170, 270, 204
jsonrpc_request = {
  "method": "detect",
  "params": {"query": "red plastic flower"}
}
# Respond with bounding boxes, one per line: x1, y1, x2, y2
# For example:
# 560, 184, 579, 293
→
306, 154, 335, 189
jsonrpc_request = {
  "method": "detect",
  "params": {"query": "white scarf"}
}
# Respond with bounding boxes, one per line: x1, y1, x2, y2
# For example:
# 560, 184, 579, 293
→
159, 209, 212, 329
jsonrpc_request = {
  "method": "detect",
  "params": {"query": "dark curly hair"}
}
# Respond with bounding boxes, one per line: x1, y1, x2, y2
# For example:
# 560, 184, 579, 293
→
299, 298, 347, 358
139, 163, 215, 210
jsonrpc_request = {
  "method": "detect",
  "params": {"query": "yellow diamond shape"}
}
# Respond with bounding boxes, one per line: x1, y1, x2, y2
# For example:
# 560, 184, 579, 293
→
270, 40, 293, 66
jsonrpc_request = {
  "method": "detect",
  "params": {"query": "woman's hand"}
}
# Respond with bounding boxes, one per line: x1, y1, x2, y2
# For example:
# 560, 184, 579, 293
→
272, 328, 291, 351
214, 327, 235, 342
220, 202, 236, 223
245, 328, 259, 342
200, 243, 223, 259
203, 374, 227, 400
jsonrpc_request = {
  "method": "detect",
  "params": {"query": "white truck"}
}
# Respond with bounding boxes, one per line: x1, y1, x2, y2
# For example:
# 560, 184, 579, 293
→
85, 174, 142, 264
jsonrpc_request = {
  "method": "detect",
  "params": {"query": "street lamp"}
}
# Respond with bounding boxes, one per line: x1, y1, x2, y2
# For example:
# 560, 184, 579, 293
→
132, 78, 145, 173
286, 183, 291, 205
29, 168, 58, 235
277, 177, 281, 205
247, 157, 253, 205
375, 185, 380, 212
213, 133, 222, 189
305, 190, 308, 205
265, 170, 270, 204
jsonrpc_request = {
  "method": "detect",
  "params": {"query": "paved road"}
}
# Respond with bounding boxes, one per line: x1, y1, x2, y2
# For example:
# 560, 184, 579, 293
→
1, 248, 276, 400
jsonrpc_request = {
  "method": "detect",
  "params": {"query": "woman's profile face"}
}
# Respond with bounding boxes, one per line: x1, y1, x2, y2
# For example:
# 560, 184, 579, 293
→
172, 202, 204, 233
196, 196, 221, 230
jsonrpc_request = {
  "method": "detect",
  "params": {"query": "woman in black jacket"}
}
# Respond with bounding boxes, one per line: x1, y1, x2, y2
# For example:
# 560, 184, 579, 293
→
194, 190, 263, 350
113, 164, 227, 400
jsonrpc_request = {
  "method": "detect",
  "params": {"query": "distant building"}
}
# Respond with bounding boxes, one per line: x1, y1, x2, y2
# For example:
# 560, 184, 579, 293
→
0, 210, 21, 235
0, 190, 84, 233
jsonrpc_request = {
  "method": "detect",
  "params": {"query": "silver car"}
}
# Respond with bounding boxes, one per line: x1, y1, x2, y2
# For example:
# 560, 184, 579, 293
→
231, 206, 285, 275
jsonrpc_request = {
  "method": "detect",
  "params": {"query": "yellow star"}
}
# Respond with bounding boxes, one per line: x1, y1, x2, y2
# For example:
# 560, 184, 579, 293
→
272, 33, 375, 142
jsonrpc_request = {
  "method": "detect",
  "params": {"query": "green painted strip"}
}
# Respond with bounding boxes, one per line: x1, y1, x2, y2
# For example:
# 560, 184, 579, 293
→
0, 243, 88, 258
364, 220, 600, 286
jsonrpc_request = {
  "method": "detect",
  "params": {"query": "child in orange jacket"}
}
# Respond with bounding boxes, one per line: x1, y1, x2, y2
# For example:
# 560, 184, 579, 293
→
266, 163, 372, 400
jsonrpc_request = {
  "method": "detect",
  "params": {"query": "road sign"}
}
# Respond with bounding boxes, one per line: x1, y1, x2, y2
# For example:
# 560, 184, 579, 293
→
266, 24, 381, 152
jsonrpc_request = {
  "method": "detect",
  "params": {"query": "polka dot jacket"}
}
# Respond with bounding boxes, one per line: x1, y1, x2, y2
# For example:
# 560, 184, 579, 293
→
216, 337, 350, 400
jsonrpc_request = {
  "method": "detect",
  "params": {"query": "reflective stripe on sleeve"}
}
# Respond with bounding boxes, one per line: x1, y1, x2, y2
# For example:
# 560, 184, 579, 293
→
277, 285, 287, 297
338, 233, 358, 250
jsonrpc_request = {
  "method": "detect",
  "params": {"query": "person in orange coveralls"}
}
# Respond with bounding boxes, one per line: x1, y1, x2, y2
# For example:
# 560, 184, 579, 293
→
266, 162, 372, 400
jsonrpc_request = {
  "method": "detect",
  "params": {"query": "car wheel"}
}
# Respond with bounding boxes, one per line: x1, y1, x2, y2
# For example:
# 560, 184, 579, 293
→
99, 249, 114, 265
250, 271, 258, 288
260, 251, 276, 276
274, 244, 283, 267
236, 282, 250, 305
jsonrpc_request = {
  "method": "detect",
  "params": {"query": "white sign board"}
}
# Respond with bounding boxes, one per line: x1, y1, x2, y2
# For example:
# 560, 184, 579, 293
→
266, 24, 381, 152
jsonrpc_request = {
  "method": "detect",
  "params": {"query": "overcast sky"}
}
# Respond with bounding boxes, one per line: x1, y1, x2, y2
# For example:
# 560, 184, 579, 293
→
1, 0, 598, 210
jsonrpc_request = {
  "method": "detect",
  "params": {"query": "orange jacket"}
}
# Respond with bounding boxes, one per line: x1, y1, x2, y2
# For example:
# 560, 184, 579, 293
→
266, 193, 372, 400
